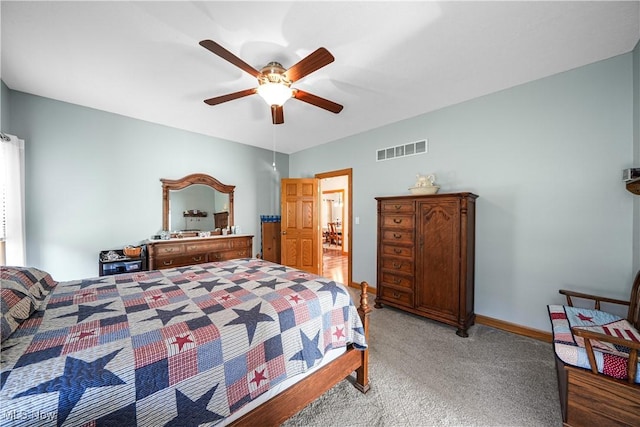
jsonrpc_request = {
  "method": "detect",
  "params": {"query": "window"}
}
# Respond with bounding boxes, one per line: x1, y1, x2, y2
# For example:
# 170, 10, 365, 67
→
1, 134, 26, 266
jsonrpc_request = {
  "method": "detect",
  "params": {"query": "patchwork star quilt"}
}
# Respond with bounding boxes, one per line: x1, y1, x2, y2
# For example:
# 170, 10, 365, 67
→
548, 304, 640, 383
0, 258, 367, 426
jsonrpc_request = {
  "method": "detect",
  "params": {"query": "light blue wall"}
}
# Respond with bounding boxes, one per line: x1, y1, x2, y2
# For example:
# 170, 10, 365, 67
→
291, 53, 635, 332
6, 91, 288, 281
1, 80, 9, 130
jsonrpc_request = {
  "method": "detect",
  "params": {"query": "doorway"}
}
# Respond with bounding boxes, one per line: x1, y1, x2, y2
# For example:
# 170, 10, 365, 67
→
316, 169, 352, 287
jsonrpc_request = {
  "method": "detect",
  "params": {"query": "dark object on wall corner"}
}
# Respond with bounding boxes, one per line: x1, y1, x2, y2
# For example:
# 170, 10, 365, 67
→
627, 180, 640, 195
623, 168, 640, 195
622, 168, 640, 182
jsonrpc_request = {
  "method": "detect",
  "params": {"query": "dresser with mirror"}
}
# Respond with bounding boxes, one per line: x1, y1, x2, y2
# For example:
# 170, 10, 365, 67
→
147, 173, 253, 270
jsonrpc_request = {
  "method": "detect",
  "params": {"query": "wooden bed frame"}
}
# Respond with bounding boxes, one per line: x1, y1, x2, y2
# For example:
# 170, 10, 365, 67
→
229, 281, 371, 426
554, 271, 640, 426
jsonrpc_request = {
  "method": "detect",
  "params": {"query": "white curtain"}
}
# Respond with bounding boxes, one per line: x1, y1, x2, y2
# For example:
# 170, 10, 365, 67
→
1, 134, 26, 266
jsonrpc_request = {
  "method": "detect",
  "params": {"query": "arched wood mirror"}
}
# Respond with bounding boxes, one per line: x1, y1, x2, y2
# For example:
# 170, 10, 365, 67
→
162, 173, 234, 232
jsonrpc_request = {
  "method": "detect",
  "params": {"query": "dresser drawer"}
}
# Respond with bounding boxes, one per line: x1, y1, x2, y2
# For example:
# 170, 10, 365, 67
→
155, 243, 185, 256
157, 254, 206, 269
208, 247, 251, 262
381, 214, 414, 229
231, 237, 252, 248
379, 286, 413, 307
381, 229, 414, 245
380, 271, 414, 289
381, 244, 413, 259
380, 200, 414, 213
186, 240, 230, 252
381, 257, 413, 275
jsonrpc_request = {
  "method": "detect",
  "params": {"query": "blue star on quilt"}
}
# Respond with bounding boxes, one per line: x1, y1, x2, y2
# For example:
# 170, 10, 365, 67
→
13, 349, 125, 427
254, 278, 280, 290
129, 280, 168, 291
74, 278, 108, 289
290, 331, 323, 369
268, 265, 288, 272
57, 301, 118, 322
144, 304, 193, 326
192, 278, 227, 292
220, 266, 239, 273
224, 303, 274, 344
164, 384, 224, 427
316, 280, 346, 305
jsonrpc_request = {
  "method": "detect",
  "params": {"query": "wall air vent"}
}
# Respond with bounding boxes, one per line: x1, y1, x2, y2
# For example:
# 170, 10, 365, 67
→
376, 140, 427, 162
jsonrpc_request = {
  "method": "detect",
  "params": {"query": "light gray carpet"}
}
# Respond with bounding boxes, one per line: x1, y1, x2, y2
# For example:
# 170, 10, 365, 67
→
283, 292, 562, 426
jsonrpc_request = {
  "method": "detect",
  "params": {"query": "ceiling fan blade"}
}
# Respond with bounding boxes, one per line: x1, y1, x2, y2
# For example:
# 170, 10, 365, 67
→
284, 47, 334, 82
271, 105, 284, 124
293, 89, 343, 114
204, 88, 257, 106
199, 40, 261, 78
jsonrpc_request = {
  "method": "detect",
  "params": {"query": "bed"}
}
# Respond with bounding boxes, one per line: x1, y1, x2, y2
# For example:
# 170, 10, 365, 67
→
0, 258, 370, 426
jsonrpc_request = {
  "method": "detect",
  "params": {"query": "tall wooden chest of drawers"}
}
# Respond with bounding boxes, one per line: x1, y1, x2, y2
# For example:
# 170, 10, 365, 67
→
375, 193, 477, 337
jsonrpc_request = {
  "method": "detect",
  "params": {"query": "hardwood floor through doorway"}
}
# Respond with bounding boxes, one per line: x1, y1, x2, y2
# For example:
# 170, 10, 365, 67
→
323, 245, 348, 285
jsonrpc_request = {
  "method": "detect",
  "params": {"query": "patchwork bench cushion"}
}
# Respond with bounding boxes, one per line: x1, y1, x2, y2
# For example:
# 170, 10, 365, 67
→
548, 304, 640, 383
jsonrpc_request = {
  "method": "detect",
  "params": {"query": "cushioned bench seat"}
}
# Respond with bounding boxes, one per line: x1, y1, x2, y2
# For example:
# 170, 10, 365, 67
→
548, 304, 640, 383
547, 272, 640, 426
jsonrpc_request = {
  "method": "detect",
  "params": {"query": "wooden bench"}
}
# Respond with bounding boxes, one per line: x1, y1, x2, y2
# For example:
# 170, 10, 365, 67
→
550, 271, 640, 426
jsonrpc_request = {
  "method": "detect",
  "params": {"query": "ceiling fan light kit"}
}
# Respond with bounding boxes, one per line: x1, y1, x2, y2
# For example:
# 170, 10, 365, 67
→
199, 40, 343, 125
256, 82, 293, 106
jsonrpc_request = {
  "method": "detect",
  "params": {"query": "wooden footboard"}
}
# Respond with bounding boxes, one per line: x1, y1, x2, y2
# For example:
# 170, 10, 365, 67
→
229, 281, 371, 426
555, 357, 640, 426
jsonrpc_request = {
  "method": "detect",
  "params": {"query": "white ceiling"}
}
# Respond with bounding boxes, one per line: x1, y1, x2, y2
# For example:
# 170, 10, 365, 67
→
2, 1, 639, 154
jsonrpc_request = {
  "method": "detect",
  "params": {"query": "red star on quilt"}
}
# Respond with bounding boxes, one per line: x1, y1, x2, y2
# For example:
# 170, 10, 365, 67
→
171, 334, 194, 351
288, 294, 302, 304
577, 313, 594, 322
333, 326, 345, 340
220, 294, 232, 301
250, 368, 268, 387
149, 294, 164, 301
77, 330, 96, 340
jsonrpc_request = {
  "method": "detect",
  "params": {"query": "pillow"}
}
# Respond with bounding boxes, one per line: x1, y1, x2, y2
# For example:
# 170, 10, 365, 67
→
1, 266, 58, 342
0, 291, 36, 342
1, 266, 58, 305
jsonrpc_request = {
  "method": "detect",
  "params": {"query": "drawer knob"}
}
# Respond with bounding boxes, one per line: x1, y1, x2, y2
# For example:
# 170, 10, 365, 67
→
393, 218, 402, 224
166, 248, 174, 252
394, 248, 402, 254
393, 233, 402, 239
192, 256, 202, 262
163, 260, 173, 266
392, 261, 402, 269
394, 205, 402, 210
393, 277, 401, 284
393, 292, 401, 298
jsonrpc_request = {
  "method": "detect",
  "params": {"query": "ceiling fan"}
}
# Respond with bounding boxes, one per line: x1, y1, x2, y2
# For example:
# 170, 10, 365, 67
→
199, 40, 343, 125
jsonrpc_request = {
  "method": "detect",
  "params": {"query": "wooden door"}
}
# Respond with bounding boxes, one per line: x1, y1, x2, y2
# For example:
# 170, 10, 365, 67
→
280, 178, 321, 275
415, 198, 461, 320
